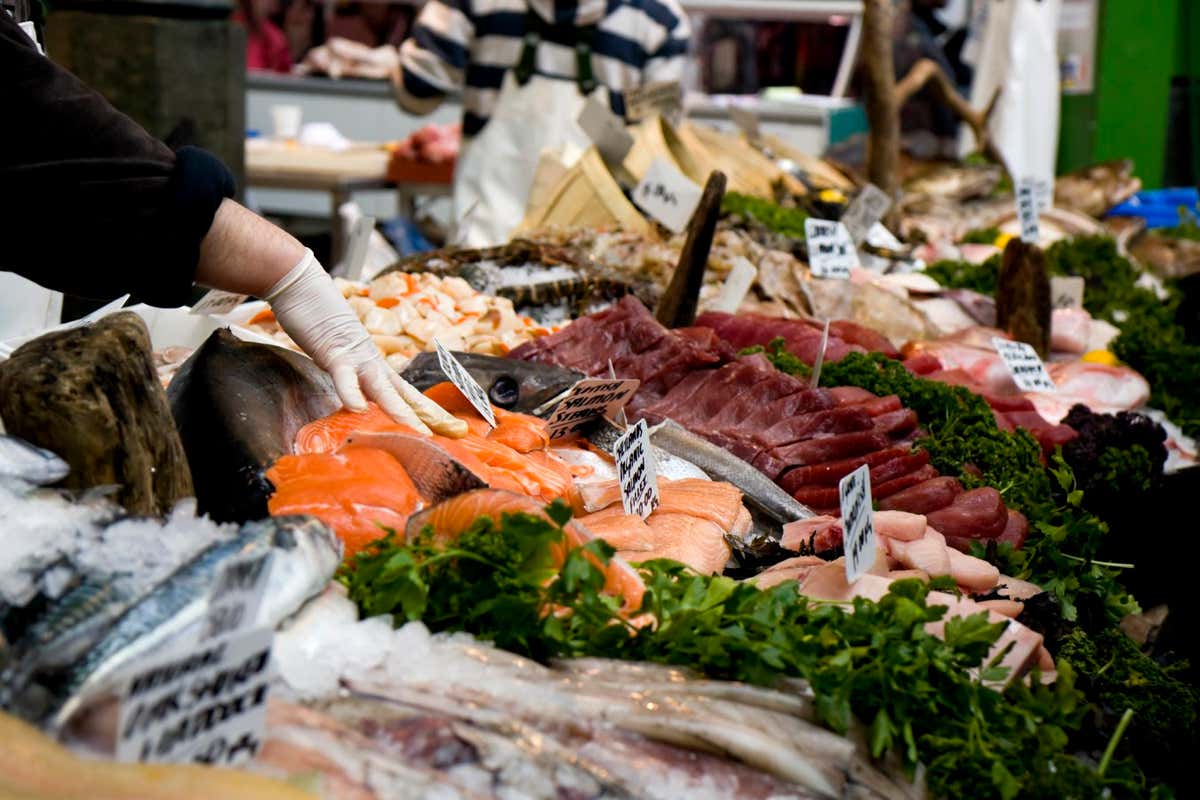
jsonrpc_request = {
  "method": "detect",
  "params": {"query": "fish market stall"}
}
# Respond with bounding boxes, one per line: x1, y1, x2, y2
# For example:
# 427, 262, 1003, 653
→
5, 16, 1200, 800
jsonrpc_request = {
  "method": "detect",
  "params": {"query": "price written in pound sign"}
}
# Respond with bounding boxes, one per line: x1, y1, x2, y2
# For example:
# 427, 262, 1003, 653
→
992, 338, 1057, 393
614, 419, 659, 519
640, 182, 678, 207
839, 464, 878, 584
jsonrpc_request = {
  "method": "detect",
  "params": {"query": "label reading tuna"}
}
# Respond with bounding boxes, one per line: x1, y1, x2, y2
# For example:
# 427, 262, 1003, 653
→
729, 106, 761, 140
992, 338, 1057, 392
546, 378, 641, 440
841, 184, 893, 245
839, 465, 877, 584
624, 81, 684, 123
436, 340, 497, 427
578, 96, 635, 167
710, 256, 758, 314
805, 219, 858, 279
634, 158, 703, 234
200, 552, 274, 643
1050, 276, 1085, 310
615, 419, 659, 519
116, 626, 273, 768
191, 290, 248, 317
1016, 178, 1040, 243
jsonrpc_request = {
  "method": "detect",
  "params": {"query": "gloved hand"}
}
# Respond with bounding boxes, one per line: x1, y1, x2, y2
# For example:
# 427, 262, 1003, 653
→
264, 249, 467, 438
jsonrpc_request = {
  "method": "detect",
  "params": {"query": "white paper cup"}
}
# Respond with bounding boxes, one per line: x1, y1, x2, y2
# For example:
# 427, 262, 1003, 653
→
271, 105, 303, 140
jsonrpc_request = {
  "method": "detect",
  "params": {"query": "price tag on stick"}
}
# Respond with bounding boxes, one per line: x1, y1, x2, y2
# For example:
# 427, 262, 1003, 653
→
839, 465, 877, 584
634, 157, 703, 234
546, 378, 640, 440
992, 338, 1057, 392
578, 97, 635, 167
436, 340, 497, 427
1016, 177, 1040, 244
1050, 276, 1085, 310
809, 319, 832, 389
191, 290, 248, 317
614, 419, 659, 519
841, 184, 892, 245
804, 219, 858, 279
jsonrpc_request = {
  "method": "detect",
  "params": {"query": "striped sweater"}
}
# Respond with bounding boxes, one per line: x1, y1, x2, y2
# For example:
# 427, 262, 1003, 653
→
395, 0, 691, 138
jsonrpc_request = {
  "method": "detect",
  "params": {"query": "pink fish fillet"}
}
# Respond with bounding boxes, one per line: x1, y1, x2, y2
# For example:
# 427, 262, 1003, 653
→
872, 510, 927, 541
946, 547, 1000, 592
886, 528, 952, 577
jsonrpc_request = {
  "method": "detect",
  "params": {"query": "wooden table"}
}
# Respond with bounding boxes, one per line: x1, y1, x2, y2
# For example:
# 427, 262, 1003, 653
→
245, 140, 393, 261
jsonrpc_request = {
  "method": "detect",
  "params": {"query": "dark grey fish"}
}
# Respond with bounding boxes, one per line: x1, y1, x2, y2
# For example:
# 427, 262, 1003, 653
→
167, 330, 342, 523
400, 351, 583, 416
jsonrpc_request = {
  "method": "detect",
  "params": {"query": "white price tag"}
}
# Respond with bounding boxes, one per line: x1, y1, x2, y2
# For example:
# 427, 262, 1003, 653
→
729, 106, 761, 140
1016, 178, 1041, 243
804, 219, 858, 279
19, 21, 44, 55
809, 319, 831, 389
200, 552, 273, 643
1050, 276, 1085, 310
116, 626, 272, 767
578, 97, 635, 167
624, 81, 684, 123
614, 419, 659, 519
634, 158, 703, 234
839, 465, 877, 585
710, 257, 758, 314
992, 337, 1057, 392
546, 378, 640, 440
191, 290, 248, 317
841, 184, 892, 245
435, 340, 497, 427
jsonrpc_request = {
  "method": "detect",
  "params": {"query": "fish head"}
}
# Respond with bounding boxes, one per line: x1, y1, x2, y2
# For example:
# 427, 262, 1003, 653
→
400, 352, 584, 415
257, 516, 344, 576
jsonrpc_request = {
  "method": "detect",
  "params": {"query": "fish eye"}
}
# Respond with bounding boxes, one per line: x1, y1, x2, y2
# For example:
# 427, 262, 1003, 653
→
489, 376, 520, 408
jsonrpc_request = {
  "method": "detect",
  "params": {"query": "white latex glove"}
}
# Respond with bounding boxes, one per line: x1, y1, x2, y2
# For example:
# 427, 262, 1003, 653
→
264, 250, 467, 438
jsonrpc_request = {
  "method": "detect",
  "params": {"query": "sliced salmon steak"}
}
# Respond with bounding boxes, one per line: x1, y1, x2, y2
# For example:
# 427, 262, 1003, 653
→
406, 489, 646, 613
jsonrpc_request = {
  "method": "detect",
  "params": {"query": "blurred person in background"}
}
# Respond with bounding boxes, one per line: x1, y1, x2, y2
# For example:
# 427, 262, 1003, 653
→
302, 0, 692, 247
236, 0, 293, 73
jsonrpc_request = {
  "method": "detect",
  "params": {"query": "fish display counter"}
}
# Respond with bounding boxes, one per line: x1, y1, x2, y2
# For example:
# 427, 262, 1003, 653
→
2, 116, 1199, 800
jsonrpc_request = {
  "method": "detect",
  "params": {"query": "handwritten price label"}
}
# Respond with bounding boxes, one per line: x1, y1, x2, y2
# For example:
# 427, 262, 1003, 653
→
436, 340, 497, 427
546, 378, 640, 440
191, 290, 248, 317
993, 338, 1056, 392
1050, 276, 1085, 310
634, 158, 702, 234
804, 218, 858, 279
1015, 177, 1043, 244
841, 184, 892, 245
615, 419, 659, 519
839, 465, 877, 584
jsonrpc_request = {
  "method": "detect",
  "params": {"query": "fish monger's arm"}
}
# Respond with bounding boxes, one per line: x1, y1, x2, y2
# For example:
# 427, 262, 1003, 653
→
195, 199, 467, 438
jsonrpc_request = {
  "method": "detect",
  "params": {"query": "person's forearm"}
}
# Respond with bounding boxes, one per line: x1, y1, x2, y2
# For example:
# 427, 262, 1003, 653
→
194, 198, 308, 297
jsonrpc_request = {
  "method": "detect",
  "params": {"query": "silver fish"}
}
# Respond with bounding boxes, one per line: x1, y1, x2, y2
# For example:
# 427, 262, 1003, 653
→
343, 431, 487, 502
0, 434, 69, 488
52, 516, 340, 731
584, 419, 709, 482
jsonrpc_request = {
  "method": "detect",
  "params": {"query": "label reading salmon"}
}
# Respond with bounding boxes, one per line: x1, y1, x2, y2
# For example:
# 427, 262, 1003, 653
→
578, 96, 635, 168
839, 465, 877, 584
200, 552, 274, 644
546, 378, 641, 440
841, 184, 892, 245
1050, 276, 1085, 310
1016, 178, 1041, 243
116, 626, 272, 768
436, 340, 497, 427
993, 338, 1057, 392
805, 219, 858, 279
634, 158, 703, 234
615, 419, 660, 519
191, 290, 248, 317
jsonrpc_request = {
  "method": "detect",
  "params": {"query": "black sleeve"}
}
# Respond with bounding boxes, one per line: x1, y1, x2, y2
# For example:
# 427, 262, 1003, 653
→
0, 14, 235, 307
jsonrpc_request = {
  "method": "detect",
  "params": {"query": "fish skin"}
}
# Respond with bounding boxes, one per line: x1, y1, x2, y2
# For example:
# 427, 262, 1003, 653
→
343, 431, 488, 502
647, 420, 816, 529
51, 516, 340, 732
401, 351, 584, 415
167, 330, 342, 523
0, 435, 69, 489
